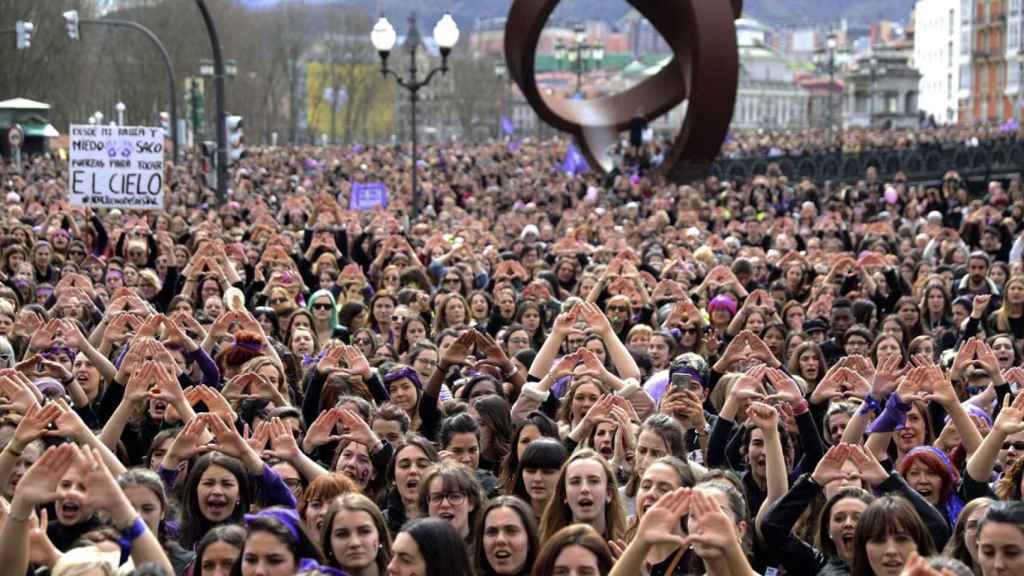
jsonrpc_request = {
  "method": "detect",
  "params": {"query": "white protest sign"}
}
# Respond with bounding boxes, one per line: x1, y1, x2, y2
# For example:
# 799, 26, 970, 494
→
68, 124, 165, 210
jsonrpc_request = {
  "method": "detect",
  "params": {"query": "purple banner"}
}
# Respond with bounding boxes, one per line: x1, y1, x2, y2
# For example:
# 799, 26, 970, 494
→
348, 182, 389, 211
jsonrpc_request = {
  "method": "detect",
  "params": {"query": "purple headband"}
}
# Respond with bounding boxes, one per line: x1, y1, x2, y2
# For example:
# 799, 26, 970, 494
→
244, 508, 302, 540
383, 366, 422, 390
669, 365, 707, 389
945, 404, 992, 428
906, 446, 956, 477
233, 339, 265, 353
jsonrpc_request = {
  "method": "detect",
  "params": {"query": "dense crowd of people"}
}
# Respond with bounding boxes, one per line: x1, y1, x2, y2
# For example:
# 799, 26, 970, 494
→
720, 125, 1020, 158
0, 131, 1021, 576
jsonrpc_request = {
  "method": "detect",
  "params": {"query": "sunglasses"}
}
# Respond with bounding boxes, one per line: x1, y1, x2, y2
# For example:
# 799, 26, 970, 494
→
69, 250, 86, 257
271, 298, 289, 305
313, 303, 333, 311
1002, 442, 1024, 451
354, 338, 372, 345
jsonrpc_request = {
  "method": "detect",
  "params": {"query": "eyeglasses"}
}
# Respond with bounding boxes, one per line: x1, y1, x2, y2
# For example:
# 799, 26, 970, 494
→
271, 298, 288, 305
680, 328, 699, 335
428, 491, 466, 506
282, 478, 304, 489
313, 303, 333, 311
444, 277, 461, 284
354, 338, 372, 345
1002, 441, 1024, 451
607, 305, 630, 313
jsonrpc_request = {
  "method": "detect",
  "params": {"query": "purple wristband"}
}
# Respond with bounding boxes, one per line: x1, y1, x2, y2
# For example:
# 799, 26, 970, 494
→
865, 393, 912, 434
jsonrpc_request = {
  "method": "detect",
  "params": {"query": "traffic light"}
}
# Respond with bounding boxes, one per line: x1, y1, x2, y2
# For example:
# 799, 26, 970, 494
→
15, 20, 33, 50
63, 10, 80, 40
200, 141, 218, 188
226, 115, 245, 163
160, 112, 171, 139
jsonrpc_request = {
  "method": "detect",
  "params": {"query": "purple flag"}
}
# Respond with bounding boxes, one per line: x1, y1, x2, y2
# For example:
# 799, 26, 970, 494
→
500, 115, 515, 135
561, 143, 589, 176
507, 140, 522, 153
348, 182, 389, 211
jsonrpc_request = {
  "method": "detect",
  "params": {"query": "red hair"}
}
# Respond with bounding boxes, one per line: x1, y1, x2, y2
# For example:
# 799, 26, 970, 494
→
897, 448, 959, 503
215, 330, 267, 374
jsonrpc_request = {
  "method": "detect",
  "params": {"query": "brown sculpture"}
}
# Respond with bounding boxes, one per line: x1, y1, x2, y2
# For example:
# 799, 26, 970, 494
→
504, 0, 743, 183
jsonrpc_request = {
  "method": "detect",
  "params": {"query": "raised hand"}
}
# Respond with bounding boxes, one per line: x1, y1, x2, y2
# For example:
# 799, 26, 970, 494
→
993, 393, 1024, 436
811, 443, 850, 486
0, 370, 42, 413
923, 367, 958, 408
872, 353, 903, 399
765, 368, 804, 407
200, 413, 263, 474
731, 365, 768, 402
686, 488, 742, 552
847, 443, 889, 487
634, 488, 693, 548
12, 444, 80, 506
265, 417, 302, 461
473, 331, 513, 373
164, 416, 209, 468
745, 401, 780, 431
440, 331, 475, 367
303, 408, 343, 452
337, 408, 381, 450
11, 403, 62, 453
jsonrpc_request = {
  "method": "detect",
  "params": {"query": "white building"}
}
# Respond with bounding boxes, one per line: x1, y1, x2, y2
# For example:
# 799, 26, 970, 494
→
914, 0, 961, 124
644, 18, 809, 133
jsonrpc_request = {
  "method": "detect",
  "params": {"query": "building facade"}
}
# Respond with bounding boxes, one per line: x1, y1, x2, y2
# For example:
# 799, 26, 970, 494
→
844, 48, 922, 128
914, 0, 961, 123
960, 0, 1015, 123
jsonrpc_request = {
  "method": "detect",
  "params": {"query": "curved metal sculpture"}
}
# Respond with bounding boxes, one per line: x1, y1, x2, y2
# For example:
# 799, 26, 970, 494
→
504, 0, 742, 183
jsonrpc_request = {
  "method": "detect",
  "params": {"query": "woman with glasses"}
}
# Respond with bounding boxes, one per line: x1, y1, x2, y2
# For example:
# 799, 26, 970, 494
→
418, 462, 485, 563
306, 289, 339, 348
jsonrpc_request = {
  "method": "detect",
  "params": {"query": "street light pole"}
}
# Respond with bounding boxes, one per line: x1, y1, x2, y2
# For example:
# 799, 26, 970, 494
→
195, 0, 228, 206
69, 16, 180, 162
827, 37, 836, 134
372, 13, 460, 221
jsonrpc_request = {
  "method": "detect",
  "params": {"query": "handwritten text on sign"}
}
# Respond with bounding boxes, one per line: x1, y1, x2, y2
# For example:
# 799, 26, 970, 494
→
68, 125, 165, 210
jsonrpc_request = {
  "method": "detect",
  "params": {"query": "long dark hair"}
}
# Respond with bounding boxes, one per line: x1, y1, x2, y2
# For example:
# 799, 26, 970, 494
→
500, 412, 559, 493
817, 487, 875, 558
475, 496, 539, 576
180, 453, 255, 549
401, 517, 474, 576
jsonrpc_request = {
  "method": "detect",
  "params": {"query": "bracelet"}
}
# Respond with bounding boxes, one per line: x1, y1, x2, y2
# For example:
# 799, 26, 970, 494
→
116, 515, 146, 564
4, 443, 24, 458
117, 516, 146, 548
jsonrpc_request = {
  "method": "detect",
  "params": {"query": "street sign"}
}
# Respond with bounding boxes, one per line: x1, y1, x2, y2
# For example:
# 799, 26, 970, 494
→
6, 124, 24, 149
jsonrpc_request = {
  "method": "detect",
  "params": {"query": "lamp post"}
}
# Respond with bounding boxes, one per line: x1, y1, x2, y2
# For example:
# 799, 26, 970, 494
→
94, 111, 104, 125
371, 12, 460, 220
194, 0, 229, 206
116, 102, 126, 126
826, 37, 836, 133
554, 24, 605, 98
63, 11, 179, 163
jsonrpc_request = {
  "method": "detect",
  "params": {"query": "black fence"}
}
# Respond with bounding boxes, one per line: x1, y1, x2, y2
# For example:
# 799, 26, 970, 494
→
707, 138, 1024, 187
